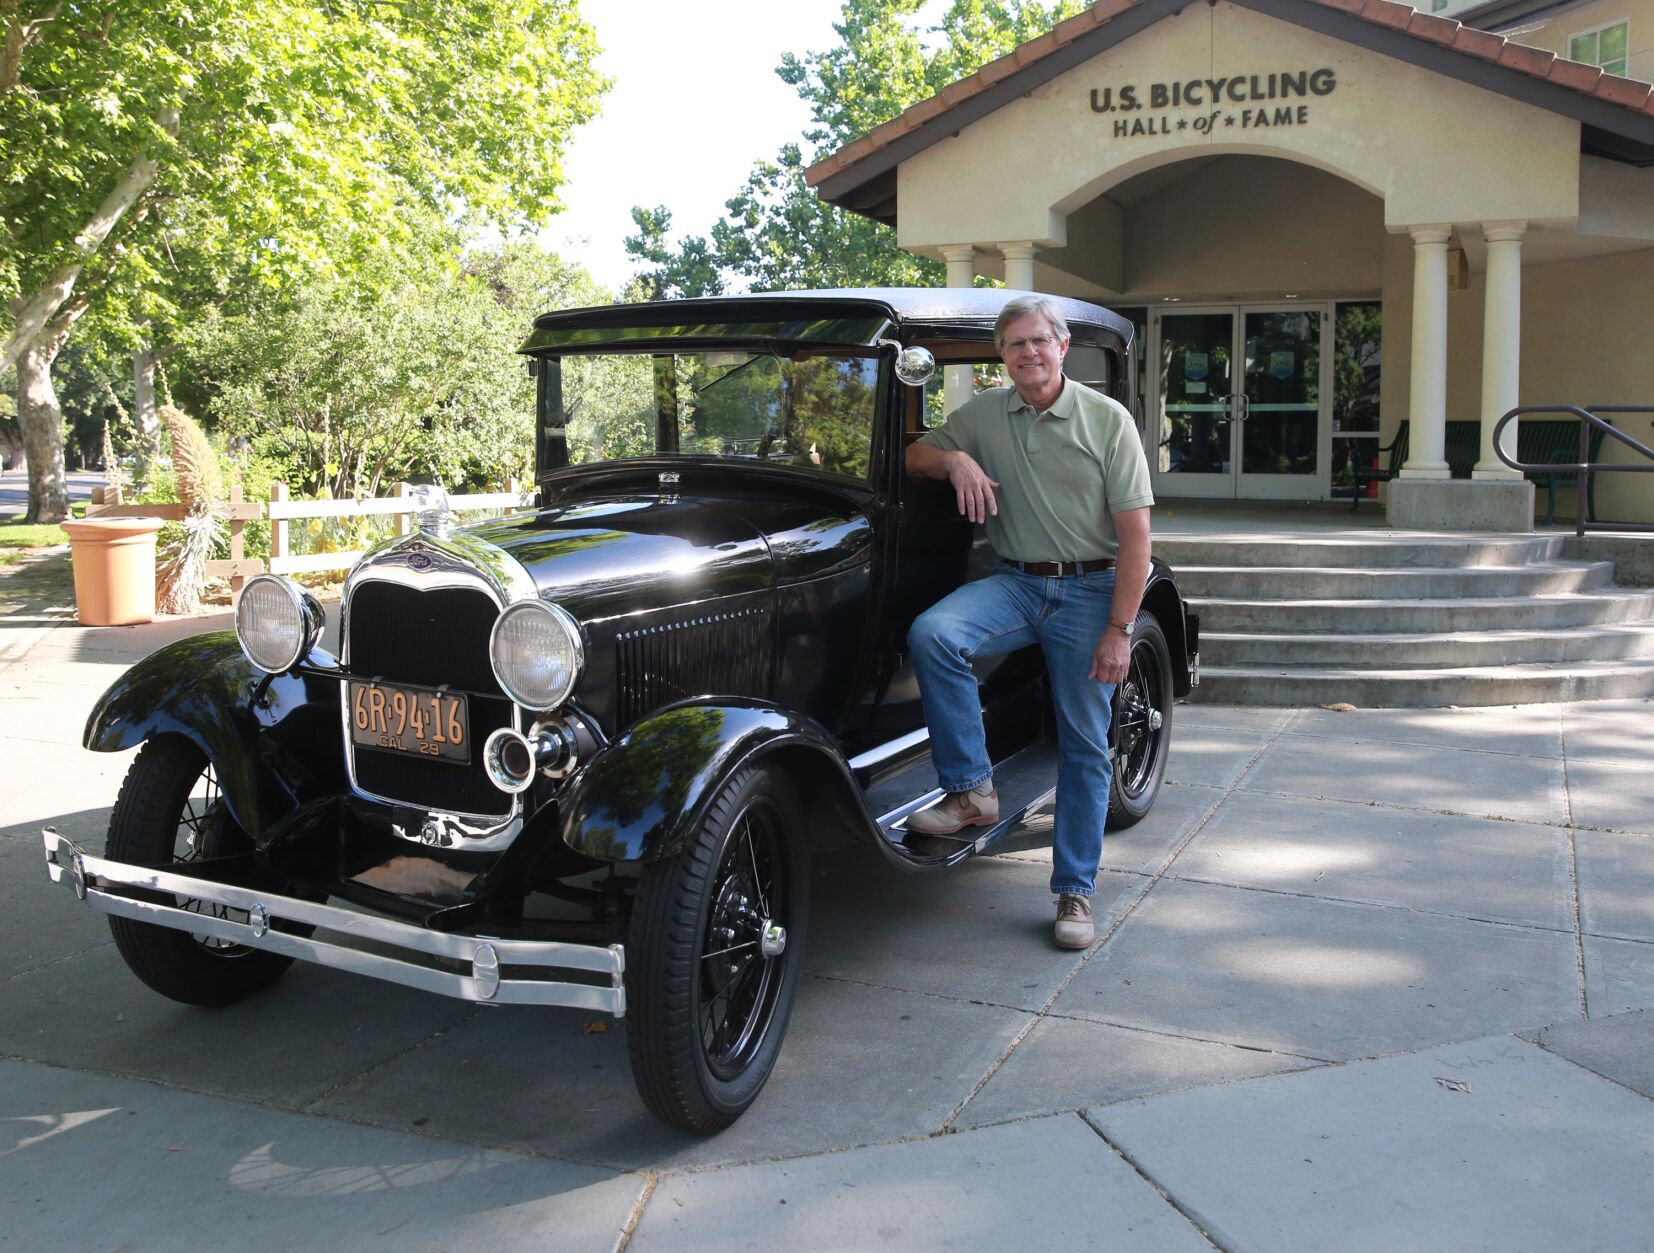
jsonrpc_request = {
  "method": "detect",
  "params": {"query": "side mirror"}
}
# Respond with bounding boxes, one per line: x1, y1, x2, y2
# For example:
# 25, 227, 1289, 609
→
878, 339, 936, 387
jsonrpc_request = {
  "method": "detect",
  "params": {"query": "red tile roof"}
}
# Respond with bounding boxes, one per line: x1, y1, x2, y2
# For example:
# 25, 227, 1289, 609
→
805, 0, 1654, 189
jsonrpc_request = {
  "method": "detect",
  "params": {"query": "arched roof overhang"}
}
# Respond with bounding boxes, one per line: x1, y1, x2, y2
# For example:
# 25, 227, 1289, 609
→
808, 0, 1654, 240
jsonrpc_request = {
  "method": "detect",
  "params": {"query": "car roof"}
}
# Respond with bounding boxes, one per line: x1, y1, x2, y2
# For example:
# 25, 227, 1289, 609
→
524, 288, 1133, 353
752, 288, 1131, 335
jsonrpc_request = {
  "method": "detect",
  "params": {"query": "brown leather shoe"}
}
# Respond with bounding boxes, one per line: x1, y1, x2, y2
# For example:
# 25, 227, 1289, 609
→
1053, 894, 1094, 949
905, 784, 999, 837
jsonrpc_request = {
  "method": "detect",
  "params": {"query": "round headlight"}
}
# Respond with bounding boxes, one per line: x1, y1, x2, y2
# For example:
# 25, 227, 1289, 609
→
489, 601, 583, 710
235, 575, 324, 673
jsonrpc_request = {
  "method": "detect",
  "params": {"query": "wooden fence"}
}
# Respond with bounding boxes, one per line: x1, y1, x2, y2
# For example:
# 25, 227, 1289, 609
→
266, 479, 531, 576
86, 483, 263, 592
87, 479, 533, 598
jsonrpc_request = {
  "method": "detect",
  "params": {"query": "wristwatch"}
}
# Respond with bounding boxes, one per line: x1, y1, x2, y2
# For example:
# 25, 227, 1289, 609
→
1109, 618, 1136, 637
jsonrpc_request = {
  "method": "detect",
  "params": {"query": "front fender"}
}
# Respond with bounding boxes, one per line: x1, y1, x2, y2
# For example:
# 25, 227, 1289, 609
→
558, 700, 858, 863
84, 632, 346, 841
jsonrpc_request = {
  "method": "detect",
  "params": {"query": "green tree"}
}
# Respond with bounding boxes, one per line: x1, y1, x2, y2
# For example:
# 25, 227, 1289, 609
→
2, 0, 607, 522
627, 0, 1086, 294
185, 237, 606, 500
624, 206, 723, 301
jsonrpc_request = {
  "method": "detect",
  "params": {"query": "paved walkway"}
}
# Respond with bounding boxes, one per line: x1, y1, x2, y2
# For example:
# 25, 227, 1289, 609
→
2, 600, 1651, 1250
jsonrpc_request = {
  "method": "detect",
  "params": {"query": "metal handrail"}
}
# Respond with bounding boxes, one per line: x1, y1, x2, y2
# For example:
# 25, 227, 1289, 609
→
1493, 405, 1654, 537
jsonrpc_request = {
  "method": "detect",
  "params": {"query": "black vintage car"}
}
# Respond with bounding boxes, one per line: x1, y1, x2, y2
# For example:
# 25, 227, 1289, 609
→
42, 289, 1197, 1133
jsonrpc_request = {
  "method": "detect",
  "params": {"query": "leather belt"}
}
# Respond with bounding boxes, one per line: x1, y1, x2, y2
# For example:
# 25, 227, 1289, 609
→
1002, 557, 1115, 577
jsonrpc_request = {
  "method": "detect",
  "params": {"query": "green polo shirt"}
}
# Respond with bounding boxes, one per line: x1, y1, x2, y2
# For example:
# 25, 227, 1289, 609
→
918, 377, 1153, 563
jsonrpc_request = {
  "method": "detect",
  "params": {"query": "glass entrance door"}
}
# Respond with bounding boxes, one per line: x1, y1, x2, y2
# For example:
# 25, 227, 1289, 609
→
1151, 305, 1328, 500
1152, 311, 1236, 499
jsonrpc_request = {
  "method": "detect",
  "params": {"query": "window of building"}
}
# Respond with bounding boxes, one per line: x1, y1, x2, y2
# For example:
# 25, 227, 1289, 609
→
1331, 301, 1382, 502
1569, 20, 1629, 76
1431, 0, 1449, 11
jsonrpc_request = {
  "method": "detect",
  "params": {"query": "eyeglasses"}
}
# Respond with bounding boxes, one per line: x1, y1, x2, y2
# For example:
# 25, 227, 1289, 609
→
1003, 335, 1059, 353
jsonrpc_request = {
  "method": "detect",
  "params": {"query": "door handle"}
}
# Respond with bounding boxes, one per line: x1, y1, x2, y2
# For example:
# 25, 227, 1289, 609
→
1233, 393, 1251, 422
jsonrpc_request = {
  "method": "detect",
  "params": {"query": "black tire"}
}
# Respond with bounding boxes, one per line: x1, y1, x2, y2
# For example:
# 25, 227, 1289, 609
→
106, 737, 295, 1007
1107, 611, 1174, 830
625, 766, 810, 1134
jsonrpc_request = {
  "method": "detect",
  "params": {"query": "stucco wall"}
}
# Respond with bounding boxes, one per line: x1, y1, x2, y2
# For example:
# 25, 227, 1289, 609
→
1115, 156, 1384, 299
1494, 0, 1654, 85
1380, 238, 1654, 523
896, 0, 1581, 253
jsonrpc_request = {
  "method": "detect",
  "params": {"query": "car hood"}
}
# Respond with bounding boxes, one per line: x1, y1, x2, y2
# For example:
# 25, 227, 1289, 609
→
462, 492, 866, 625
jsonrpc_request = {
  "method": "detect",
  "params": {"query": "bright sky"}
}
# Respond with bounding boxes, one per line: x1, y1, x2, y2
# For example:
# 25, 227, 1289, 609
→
545, 0, 944, 295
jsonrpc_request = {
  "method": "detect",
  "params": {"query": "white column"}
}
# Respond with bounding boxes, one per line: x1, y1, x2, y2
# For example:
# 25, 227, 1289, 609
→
941, 246, 977, 417
1400, 226, 1452, 479
1473, 221, 1526, 478
1000, 242, 1038, 292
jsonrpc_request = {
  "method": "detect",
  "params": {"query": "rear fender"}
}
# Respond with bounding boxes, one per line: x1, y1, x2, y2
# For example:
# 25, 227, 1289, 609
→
558, 700, 875, 863
83, 632, 346, 841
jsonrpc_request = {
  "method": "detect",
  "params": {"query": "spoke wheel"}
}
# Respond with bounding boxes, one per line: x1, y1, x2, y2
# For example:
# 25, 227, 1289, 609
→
1107, 612, 1173, 830
626, 766, 809, 1134
107, 738, 294, 1006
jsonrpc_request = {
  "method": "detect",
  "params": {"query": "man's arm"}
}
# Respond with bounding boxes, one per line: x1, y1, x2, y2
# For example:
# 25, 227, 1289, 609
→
906, 440, 1000, 524
1089, 506, 1151, 684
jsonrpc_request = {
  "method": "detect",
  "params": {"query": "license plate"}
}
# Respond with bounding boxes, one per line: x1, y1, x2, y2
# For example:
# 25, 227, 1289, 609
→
348, 681, 470, 763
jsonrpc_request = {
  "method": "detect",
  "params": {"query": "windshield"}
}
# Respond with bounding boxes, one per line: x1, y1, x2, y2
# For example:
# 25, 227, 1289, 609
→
539, 351, 880, 481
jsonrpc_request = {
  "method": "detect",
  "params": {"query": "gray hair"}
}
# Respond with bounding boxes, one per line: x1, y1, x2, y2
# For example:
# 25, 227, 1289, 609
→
994, 294, 1070, 348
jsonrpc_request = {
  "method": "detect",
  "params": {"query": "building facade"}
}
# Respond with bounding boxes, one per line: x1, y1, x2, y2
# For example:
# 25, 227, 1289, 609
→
808, 0, 1654, 527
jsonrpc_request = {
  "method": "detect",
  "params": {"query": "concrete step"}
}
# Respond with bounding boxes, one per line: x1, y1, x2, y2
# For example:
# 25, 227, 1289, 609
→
1191, 658, 1654, 707
1187, 589, 1654, 633
1202, 623, 1654, 668
1155, 534, 1563, 570
1174, 561, 1616, 600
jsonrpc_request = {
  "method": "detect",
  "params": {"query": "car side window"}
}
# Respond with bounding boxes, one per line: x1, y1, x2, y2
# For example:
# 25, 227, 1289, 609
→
919, 362, 1007, 430
1064, 345, 1112, 394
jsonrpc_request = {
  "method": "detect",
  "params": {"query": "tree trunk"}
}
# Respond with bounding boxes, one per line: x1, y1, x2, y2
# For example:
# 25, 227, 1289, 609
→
0, 421, 22, 470
131, 343, 164, 486
1, 104, 177, 375
16, 301, 85, 523
1, 5, 62, 97
17, 337, 69, 523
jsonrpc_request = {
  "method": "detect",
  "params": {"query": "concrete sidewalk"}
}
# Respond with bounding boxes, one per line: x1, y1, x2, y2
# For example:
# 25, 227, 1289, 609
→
2, 602, 1651, 1250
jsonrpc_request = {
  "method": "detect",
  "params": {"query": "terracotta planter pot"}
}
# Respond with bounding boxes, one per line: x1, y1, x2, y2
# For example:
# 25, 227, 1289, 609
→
61, 517, 166, 626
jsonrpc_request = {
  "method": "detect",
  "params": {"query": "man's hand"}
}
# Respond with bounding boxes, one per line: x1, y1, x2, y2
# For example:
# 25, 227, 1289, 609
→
1089, 626, 1131, 684
945, 450, 999, 523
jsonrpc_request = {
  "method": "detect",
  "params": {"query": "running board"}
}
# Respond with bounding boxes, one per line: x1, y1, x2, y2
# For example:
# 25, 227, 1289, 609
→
872, 741, 1060, 867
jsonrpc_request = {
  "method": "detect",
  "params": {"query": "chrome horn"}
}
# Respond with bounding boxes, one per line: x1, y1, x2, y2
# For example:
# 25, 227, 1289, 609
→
482, 719, 580, 794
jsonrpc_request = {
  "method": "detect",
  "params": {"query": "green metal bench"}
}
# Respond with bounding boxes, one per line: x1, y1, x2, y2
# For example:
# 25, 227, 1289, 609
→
1522, 419, 1610, 525
1351, 420, 1479, 507
1352, 419, 1607, 522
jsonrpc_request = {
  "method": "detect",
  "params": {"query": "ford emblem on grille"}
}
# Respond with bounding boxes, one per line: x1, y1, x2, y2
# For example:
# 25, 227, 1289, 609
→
408, 552, 433, 570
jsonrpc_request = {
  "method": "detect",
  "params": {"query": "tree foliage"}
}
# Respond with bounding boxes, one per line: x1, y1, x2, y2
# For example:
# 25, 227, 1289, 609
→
1, 0, 607, 519
185, 239, 604, 501
627, 0, 1088, 295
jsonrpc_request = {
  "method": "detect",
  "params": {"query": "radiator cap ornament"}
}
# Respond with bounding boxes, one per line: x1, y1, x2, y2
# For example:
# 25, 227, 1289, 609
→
410, 483, 453, 537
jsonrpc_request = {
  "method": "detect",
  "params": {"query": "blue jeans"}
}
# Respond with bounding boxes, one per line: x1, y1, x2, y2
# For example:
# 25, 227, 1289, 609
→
908, 569, 1116, 897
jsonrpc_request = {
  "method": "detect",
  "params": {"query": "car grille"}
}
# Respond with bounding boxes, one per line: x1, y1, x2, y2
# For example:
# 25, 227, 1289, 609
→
345, 580, 515, 818
616, 607, 771, 727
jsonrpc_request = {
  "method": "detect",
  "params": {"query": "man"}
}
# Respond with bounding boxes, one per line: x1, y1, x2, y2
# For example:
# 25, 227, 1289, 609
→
904, 294, 1153, 950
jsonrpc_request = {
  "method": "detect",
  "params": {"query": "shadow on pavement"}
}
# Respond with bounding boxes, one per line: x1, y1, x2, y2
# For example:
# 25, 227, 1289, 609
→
0, 548, 75, 625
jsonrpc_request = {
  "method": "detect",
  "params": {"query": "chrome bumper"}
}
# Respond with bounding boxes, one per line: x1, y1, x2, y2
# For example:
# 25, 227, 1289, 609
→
41, 828, 626, 1016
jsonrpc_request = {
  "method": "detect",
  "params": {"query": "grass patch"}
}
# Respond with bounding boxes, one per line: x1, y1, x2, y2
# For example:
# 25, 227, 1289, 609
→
0, 504, 88, 549
0, 520, 70, 548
